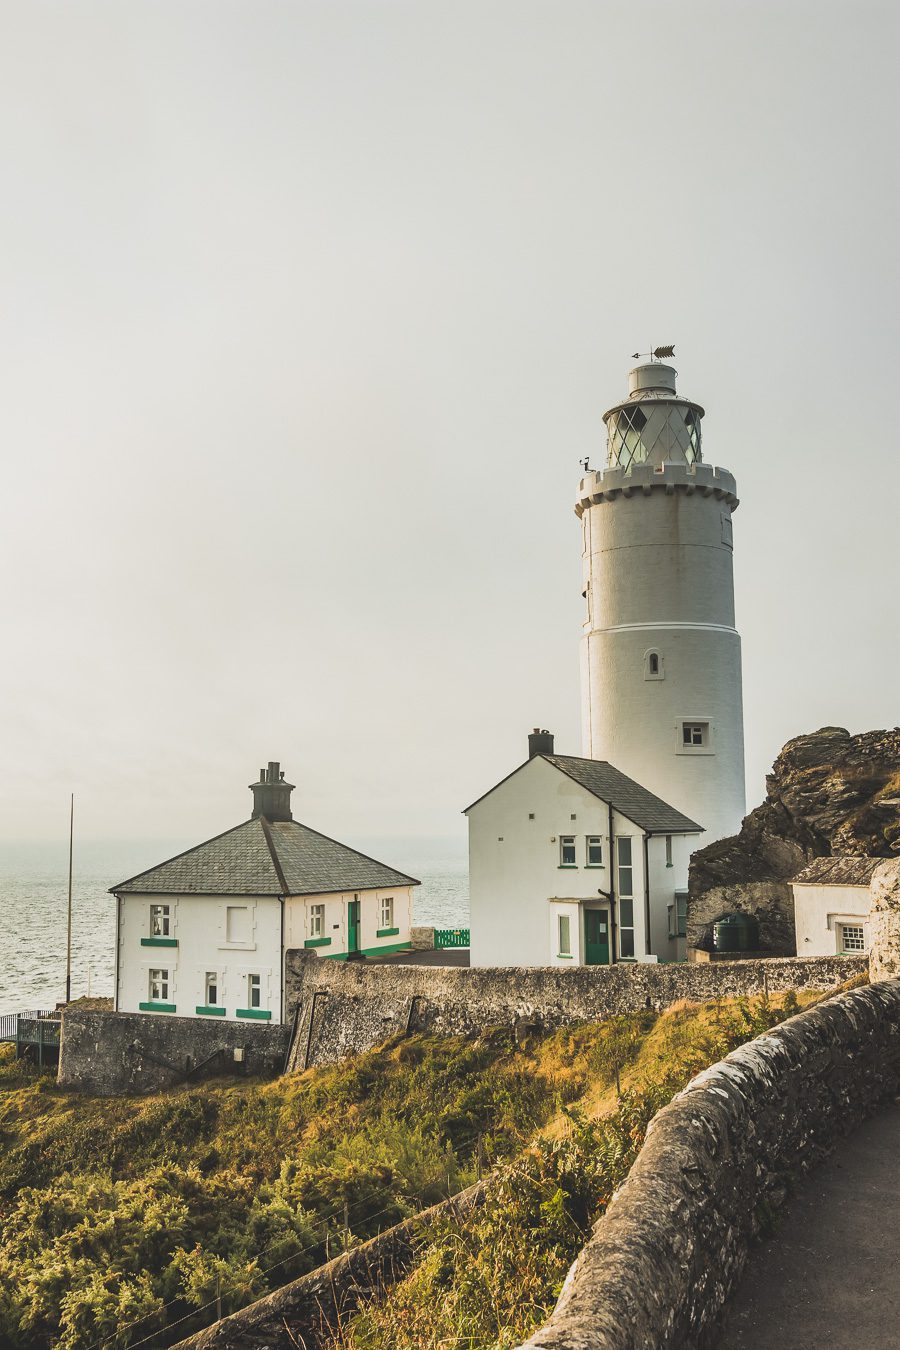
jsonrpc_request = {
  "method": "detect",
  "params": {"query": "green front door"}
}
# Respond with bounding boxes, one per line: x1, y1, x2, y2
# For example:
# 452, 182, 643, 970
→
584, 908, 610, 966
347, 899, 361, 955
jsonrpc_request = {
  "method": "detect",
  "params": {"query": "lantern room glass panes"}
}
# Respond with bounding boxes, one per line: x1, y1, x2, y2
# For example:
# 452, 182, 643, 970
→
606, 400, 702, 470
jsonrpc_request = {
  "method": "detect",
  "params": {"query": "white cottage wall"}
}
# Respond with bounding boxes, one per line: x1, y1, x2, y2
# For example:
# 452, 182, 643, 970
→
792, 883, 871, 957
283, 887, 414, 959
116, 893, 284, 1022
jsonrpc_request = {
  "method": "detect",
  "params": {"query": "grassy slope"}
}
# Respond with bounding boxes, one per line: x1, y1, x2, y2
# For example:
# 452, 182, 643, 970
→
0, 986, 845, 1350
331, 987, 854, 1350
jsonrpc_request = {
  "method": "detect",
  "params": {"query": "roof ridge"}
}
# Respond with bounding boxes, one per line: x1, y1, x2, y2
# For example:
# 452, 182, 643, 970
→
259, 816, 290, 895
270, 818, 420, 887
109, 818, 264, 894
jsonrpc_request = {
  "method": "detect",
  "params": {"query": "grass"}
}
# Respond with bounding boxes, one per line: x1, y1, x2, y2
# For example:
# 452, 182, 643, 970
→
0, 984, 845, 1349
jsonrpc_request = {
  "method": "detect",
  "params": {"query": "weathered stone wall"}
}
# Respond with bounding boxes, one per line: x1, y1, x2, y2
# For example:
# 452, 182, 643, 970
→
284, 949, 865, 1068
171, 1182, 485, 1350
870, 859, 900, 982
517, 978, 900, 1350
58, 1010, 291, 1095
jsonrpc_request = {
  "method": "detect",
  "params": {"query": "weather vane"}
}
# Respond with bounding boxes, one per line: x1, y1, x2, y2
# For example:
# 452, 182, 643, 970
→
631, 344, 675, 361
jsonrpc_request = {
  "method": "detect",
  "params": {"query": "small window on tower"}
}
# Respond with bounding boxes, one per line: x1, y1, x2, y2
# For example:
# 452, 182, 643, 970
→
644, 650, 664, 681
677, 720, 713, 754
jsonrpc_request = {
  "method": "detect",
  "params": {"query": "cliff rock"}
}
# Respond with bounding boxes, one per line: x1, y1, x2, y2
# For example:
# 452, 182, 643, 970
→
687, 726, 900, 954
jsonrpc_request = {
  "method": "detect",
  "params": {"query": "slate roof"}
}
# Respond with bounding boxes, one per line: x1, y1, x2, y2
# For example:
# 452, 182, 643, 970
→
464, 754, 703, 834
791, 856, 881, 887
111, 818, 420, 897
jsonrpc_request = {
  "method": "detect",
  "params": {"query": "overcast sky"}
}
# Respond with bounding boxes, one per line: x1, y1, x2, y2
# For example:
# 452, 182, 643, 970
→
1, 0, 897, 849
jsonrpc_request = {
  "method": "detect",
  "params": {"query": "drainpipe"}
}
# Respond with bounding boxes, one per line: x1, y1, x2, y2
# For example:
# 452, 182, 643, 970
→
608, 801, 617, 964
113, 893, 121, 1012
643, 834, 652, 956
279, 897, 285, 1026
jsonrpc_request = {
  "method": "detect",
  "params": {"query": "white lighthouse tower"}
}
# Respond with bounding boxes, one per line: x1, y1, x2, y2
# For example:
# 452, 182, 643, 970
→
578, 355, 746, 845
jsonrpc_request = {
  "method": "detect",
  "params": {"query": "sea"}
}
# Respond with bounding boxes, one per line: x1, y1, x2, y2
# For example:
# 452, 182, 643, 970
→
0, 837, 469, 1017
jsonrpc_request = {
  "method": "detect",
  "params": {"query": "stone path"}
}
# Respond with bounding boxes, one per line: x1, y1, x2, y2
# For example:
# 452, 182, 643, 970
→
718, 1097, 900, 1348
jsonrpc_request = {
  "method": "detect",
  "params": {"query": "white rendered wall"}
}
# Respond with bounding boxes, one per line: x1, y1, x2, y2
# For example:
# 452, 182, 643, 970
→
116, 893, 284, 1022
579, 465, 745, 845
283, 887, 414, 958
646, 833, 693, 959
792, 883, 870, 957
468, 756, 674, 967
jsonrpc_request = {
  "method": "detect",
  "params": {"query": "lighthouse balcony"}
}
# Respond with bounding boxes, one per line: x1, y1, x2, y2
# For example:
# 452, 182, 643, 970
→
575, 461, 738, 517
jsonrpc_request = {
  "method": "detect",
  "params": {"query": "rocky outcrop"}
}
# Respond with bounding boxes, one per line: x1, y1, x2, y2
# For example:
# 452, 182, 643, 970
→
687, 727, 900, 954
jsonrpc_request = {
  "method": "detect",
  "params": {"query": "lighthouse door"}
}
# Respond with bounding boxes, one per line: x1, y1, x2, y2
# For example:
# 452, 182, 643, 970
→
584, 909, 610, 965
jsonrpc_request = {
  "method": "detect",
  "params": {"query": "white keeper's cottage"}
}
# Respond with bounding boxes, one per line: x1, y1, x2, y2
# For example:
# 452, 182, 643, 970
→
466, 731, 702, 967
112, 762, 419, 1024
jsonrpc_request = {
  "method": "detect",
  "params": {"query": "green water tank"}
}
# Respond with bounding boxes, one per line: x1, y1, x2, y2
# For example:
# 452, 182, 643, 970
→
713, 912, 760, 953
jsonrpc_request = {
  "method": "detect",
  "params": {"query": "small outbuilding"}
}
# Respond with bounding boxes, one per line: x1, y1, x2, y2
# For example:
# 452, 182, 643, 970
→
790, 856, 880, 957
112, 762, 419, 1025
465, 731, 702, 967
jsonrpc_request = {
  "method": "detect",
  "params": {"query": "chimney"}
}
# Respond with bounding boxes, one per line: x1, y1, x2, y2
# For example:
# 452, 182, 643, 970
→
528, 728, 555, 759
249, 760, 295, 822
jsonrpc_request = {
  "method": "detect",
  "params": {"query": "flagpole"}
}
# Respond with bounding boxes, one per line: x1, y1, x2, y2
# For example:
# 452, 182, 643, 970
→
65, 793, 74, 1005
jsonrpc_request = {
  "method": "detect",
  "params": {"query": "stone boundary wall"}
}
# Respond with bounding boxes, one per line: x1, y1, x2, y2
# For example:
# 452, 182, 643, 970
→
171, 1181, 485, 1350
517, 978, 900, 1350
58, 1010, 291, 1095
284, 951, 865, 1068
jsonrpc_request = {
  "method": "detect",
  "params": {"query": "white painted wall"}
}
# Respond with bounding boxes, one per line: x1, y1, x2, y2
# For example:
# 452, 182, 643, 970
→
792, 883, 871, 957
116, 892, 284, 1022
283, 886, 414, 958
578, 459, 746, 848
468, 756, 692, 967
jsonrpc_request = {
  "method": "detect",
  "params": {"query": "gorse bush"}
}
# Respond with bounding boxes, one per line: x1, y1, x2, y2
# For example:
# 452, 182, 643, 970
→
0, 991, 817, 1349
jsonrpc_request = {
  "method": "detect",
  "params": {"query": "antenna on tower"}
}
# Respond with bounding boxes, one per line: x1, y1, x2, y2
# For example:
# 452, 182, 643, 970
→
631, 344, 676, 362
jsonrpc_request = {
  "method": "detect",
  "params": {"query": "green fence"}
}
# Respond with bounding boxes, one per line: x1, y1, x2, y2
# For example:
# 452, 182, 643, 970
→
434, 928, 470, 949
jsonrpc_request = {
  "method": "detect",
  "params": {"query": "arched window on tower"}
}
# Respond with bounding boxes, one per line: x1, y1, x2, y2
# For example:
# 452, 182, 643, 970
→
644, 649, 664, 681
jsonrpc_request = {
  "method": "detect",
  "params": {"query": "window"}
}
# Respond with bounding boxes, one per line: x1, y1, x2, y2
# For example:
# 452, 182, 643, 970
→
586, 836, 603, 867
248, 973, 261, 1009
618, 898, 635, 958
683, 723, 705, 747
617, 838, 635, 957
560, 836, 576, 866
617, 837, 633, 896
665, 835, 673, 868
149, 969, 169, 1002
721, 512, 733, 548
226, 905, 251, 944
205, 971, 219, 1006
310, 904, 325, 938
558, 915, 571, 956
644, 649, 664, 681
380, 896, 394, 929
150, 904, 170, 937
839, 924, 865, 953
669, 893, 688, 939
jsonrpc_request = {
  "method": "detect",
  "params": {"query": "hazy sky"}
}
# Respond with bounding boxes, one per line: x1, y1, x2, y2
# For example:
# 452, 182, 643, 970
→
1, 0, 897, 849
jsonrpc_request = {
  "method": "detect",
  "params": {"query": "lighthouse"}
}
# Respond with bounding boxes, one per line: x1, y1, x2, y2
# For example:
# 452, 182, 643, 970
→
577, 356, 746, 845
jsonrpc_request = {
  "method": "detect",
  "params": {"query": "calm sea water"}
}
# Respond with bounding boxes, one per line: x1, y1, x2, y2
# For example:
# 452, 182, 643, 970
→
0, 838, 469, 1016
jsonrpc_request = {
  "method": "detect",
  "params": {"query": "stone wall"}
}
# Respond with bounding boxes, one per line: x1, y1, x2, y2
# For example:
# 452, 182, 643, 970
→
171, 1182, 485, 1350
284, 949, 865, 1069
870, 860, 900, 982
517, 978, 900, 1350
58, 1010, 291, 1095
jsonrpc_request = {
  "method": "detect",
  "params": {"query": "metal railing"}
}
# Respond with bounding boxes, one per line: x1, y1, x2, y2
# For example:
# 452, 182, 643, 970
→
434, 928, 470, 949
